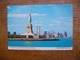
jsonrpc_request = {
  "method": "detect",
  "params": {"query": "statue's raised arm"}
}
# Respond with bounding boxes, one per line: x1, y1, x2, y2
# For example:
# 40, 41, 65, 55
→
28, 9, 32, 23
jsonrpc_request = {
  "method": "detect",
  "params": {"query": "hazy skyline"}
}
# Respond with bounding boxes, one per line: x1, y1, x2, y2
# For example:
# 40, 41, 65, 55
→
7, 4, 73, 36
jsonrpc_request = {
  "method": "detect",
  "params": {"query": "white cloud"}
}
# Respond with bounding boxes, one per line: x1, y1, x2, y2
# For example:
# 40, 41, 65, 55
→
41, 14, 47, 16
9, 24, 26, 27
32, 13, 47, 16
62, 21, 72, 25
53, 20, 61, 25
7, 6, 11, 9
54, 20, 60, 23
59, 17, 73, 20
34, 24, 43, 26
8, 13, 47, 18
31, 13, 39, 16
49, 24, 54, 26
62, 27, 72, 30
8, 14, 28, 18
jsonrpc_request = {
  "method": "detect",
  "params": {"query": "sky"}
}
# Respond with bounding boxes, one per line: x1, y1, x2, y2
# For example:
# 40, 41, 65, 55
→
7, 4, 73, 37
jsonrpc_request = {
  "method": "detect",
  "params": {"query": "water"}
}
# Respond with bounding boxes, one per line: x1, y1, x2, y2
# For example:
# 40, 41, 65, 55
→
8, 38, 73, 47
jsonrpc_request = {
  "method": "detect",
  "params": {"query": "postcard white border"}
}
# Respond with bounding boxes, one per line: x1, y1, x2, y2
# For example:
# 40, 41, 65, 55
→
8, 46, 73, 50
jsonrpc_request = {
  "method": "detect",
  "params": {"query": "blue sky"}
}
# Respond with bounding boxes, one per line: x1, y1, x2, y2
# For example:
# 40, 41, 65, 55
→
7, 4, 73, 36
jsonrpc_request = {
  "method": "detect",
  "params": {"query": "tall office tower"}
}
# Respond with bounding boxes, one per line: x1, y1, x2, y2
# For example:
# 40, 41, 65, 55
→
36, 26, 40, 36
64, 31, 67, 37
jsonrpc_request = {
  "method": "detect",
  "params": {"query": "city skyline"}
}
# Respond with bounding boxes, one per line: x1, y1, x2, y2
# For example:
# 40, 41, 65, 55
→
7, 4, 73, 37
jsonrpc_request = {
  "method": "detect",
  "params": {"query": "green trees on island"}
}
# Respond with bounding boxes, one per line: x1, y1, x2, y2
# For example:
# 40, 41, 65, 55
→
8, 31, 20, 38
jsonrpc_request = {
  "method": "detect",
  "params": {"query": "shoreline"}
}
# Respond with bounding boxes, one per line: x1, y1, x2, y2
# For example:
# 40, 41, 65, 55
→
8, 38, 59, 41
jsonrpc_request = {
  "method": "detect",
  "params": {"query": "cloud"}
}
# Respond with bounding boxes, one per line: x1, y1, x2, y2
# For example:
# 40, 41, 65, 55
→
59, 17, 73, 20
53, 20, 61, 26
8, 24, 26, 27
31, 13, 38, 16
7, 6, 11, 9
34, 24, 43, 26
63, 22, 72, 25
32, 13, 47, 16
41, 14, 47, 16
49, 24, 54, 26
53, 19, 72, 25
52, 20, 72, 27
62, 27, 72, 31
54, 20, 61, 23
8, 13, 48, 18
33, 20, 42, 24
8, 14, 28, 18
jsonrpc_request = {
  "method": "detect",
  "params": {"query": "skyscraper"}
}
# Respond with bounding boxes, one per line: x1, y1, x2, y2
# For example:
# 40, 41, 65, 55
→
36, 26, 40, 36
64, 31, 67, 37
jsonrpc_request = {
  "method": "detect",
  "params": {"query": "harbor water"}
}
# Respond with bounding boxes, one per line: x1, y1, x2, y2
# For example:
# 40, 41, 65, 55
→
8, 38, 72, 47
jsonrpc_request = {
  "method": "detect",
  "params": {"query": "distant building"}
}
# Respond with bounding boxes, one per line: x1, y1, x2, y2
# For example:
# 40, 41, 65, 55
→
43, 31, 58, 38
43, 31, 47, 36
64, 31, 67, 37
60, 33, 63, 37
57, 32, 61, 37
57, 32, 64, 38
51, 31, 55, 37
36, 26, 40, 36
